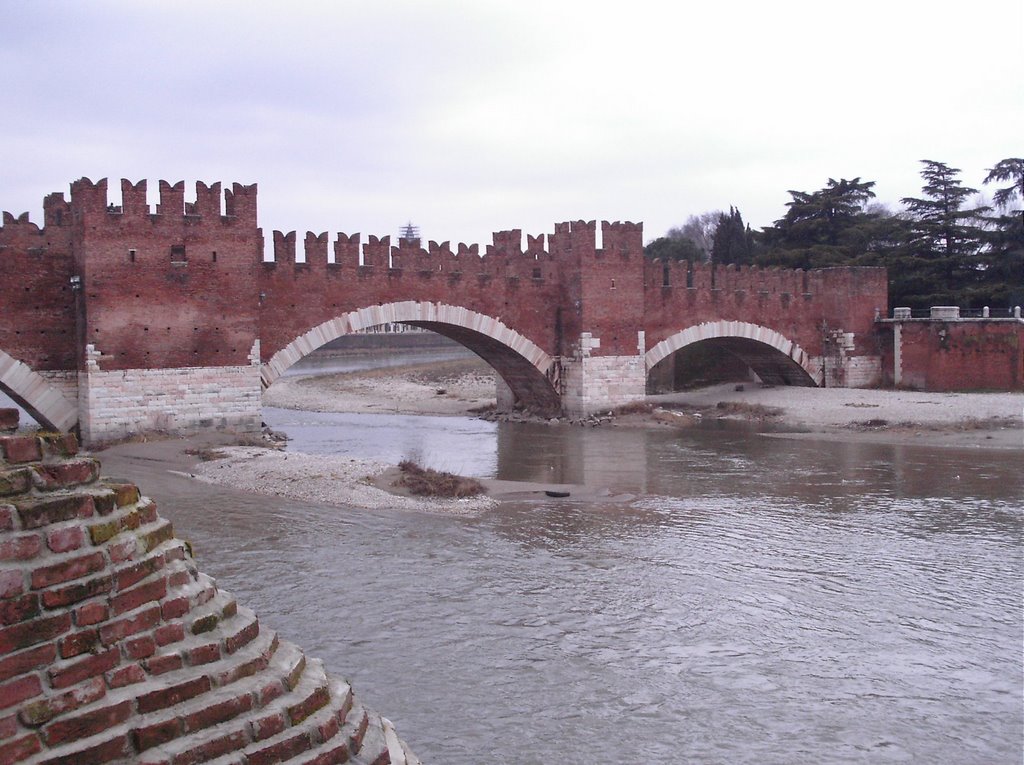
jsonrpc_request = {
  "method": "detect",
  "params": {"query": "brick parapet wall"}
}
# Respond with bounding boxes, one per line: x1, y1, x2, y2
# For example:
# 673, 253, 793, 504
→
880, 319, 1024, 390
0, 409, 416, 765
643, 262, 888, 362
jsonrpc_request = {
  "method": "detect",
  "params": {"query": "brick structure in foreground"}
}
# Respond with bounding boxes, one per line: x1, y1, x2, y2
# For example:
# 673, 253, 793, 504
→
0, 409, 418, 765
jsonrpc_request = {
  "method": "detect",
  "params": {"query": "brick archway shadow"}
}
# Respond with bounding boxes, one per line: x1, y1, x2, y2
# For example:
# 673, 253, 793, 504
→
262, 301, 562, 415
0, 349, 78, 431
646, 321, 819, 386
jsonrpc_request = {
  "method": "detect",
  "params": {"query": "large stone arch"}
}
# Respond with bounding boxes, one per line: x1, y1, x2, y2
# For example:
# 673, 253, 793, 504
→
646, 320, 818, 387
0, 349, 78, 431
262, 301, 562, 415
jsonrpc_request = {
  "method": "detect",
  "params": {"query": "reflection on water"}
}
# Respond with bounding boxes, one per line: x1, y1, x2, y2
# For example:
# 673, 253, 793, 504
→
230, 404, 1024, 764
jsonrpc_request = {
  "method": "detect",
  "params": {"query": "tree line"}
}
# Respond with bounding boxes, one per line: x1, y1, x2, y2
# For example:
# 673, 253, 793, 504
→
645, 159, 1023, 311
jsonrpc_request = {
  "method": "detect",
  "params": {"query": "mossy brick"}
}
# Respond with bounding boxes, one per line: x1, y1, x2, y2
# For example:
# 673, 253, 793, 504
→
0, 673, 43, 710
87, 518, 121, 546
38, 432, 78, 459
0, 468, 32, 497
0, 643, 56, 683
92, 491, 116, 515
31, 550, 105, 589
0, 612, 70, 653
0, 436, 41, 464
41, 573, 113, 610
121, 507, 143, 531
107, 482, 140, 508
40, 698, 132, 747
191, 612, 220, 635
15, 494, 94, 529
48, 646, 120, 690
18, 676, 106, 727
137, 520, 174, 552
0, 593, 40, 626
0, 733, 41, 763
31, 459, 101, 491
136, 675, 211, 714
0, 533, 43, 562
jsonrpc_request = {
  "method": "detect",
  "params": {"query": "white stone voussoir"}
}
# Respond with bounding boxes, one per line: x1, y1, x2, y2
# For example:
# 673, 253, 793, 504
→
645, 320, 815, 378
262, 302, 554, 388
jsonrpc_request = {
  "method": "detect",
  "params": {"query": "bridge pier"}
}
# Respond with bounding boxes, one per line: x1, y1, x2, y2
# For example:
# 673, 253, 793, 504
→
76, 343, 263, 444
560, 332, 647, 417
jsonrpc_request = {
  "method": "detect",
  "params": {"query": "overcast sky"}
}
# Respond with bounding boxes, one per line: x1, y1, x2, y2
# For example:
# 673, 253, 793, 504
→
2, 0, 1021, 250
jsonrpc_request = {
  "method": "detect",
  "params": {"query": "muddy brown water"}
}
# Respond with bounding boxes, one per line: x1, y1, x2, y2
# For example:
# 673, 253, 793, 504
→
102, 351, 1024, 764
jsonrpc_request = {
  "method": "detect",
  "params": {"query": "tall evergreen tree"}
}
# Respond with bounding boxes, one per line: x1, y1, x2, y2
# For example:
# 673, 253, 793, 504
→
978, 158, 1024, 310
710, 207, 755, 265
757, 177, 878, 269
899, 160, 989, 307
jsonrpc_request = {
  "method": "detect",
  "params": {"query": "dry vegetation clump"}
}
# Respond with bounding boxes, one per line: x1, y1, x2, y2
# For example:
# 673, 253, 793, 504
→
613, 401, 655, 415
394, 459, 486, 498
714, 401, 784, 420
183, 447, 229, 461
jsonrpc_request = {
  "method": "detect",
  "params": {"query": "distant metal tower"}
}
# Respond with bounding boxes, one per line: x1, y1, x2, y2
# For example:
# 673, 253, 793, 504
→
400, 221, 420, 244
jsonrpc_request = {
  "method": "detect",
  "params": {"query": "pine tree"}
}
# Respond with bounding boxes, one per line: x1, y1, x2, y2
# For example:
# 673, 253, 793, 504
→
978, 158, 1024, 311
899, 160, 988, 307
710, 207, 755, 265
756, 178, 878, 269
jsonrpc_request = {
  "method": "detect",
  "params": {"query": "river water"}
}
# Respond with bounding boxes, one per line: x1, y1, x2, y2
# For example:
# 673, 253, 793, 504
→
173, 354, 1022, 763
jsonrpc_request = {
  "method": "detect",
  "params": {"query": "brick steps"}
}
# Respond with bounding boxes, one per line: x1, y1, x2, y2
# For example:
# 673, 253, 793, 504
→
0, 422, 419, 765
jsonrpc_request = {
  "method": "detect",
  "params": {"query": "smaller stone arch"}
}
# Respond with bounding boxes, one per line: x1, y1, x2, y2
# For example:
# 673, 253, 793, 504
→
0, 350, 78, 431
262, 301, 562, 414
646, 320, 818, 386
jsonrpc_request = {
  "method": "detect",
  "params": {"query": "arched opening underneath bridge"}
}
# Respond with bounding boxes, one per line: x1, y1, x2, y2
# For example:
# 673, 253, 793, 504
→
646, 321, 818, 390
262, 302, 562, 416
0, 349, 79, 432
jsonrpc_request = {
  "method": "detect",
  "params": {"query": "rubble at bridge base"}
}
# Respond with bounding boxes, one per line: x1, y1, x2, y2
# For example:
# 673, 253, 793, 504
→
0, 409, 419, 765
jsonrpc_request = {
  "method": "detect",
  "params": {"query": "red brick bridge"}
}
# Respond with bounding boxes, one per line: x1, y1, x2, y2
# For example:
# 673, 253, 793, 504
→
0, 178, 910, 442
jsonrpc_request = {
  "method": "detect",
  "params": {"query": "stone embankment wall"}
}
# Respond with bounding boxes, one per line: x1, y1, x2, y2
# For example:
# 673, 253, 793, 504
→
0, 409, 418, 765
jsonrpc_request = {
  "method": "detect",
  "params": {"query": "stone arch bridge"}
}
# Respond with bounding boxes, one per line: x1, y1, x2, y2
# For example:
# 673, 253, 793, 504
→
0, 179, 888, 442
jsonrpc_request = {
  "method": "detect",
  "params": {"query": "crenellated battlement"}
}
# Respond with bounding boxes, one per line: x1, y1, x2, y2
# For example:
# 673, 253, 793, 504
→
63, 177, 258, 226
260, 220, 637, 286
